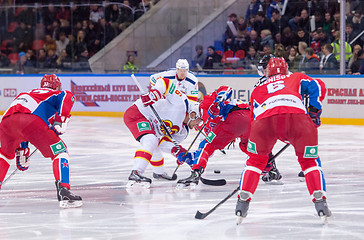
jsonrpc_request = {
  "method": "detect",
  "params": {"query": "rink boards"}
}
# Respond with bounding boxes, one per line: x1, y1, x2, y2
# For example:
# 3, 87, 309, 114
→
0, 74, 363, 125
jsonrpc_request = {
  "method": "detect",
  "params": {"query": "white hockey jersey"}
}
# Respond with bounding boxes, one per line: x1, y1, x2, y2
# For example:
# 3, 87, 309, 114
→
150, 69, 199, 102
134, 77, 190, 144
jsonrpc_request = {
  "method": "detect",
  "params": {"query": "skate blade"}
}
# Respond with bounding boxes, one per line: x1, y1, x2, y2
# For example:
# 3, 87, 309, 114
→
175, 183, 197, 190
236, 216, 244, 225
299, 177, 305, 182
59, 200, 83, 209
126, 180, 151, 189
264, 179, 284, 185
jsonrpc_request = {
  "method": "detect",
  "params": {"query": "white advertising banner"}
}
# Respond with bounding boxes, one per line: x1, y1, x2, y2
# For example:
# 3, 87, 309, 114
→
1, 75, 364, 122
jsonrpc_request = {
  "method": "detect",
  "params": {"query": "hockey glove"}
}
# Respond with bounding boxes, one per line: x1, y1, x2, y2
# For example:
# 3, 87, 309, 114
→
308, 106, 322, 127
52, 114, 71, 135
208, 102, 221, 118
16, 147, 31, 171
141, 89, 165, 106
171, 145, 194, 166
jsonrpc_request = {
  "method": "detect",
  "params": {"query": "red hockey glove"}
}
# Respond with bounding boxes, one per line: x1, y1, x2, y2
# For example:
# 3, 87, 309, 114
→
52, 114, 71, 135
141, 89, 165, 106
16, 147, 30, 171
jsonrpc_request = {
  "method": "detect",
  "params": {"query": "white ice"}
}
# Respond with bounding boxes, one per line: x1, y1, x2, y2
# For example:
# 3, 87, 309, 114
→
1, 116, 364, 240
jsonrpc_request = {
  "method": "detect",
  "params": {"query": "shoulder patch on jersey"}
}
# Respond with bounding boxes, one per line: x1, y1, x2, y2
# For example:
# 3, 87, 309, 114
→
206, 131, 216, 143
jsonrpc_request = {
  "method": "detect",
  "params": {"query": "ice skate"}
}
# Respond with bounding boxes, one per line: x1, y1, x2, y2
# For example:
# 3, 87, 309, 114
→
153, 172, 177, 181
261, 168, 283, 185
313, 191, 331, 224
126, 170, 152, 188
176, 168, 202, 190
55, 181, 82, 209
235, 199, 250, 225
298, 171, 305, 182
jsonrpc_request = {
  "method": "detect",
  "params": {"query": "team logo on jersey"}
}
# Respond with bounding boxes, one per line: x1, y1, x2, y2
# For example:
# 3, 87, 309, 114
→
304, 146, 318, 158
206, 131, 216, 143
137, 122, 152, 131
50, 141, 66, 155
160, 120, 179, 135
247, 140, 257, 154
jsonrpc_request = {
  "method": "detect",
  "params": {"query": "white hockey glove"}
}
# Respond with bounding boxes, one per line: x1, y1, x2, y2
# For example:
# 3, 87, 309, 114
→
52, 115, 71, 135
16, 147, 31, 171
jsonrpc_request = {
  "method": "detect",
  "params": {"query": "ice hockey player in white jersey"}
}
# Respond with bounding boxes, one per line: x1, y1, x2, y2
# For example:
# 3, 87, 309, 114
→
150, 59, 199, 102
124, 76, 202, 188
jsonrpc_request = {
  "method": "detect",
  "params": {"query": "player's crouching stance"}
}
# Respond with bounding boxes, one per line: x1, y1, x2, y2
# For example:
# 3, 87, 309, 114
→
173, 86, 251, 189
235, 58, 331, 224
124, 77, 202, 188
0, 74, 82, 208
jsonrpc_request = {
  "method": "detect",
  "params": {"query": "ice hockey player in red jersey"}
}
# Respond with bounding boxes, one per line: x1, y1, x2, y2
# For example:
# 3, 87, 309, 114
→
173, 86, 251, 189
0, 74, 82, 208
235, 57, 331, 224
124, 77, 202, 188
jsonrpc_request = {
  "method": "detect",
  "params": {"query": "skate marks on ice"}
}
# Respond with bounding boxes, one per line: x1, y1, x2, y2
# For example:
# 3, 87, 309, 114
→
1, 117, 364, 239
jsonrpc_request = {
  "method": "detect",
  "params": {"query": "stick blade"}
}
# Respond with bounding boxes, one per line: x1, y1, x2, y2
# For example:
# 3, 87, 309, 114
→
200, 177, 226, 186
195, 210, 206, 219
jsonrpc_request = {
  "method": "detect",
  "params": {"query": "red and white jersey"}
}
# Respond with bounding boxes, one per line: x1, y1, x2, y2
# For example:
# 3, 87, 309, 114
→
134, 84, 189, 143
150, 69, 199, 102
250, 72, 326, 120
2, 88, 75, 126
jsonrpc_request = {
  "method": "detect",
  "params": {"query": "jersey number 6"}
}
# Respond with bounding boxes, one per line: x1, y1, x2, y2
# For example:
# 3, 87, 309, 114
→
267, 81, 285, 94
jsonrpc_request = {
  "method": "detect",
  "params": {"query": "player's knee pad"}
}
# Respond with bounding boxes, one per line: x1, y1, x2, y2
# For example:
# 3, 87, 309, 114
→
140, 134, 159, 152
246, 154, 269, 171
298, 156, 322, 172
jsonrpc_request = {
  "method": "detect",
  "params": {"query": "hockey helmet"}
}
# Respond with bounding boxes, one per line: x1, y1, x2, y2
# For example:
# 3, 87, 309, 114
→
176, 59, 189, 70
40, 74, 62, 90
188, 101, 201, 120
266, 57, 288, 77
257, 54, 274, 76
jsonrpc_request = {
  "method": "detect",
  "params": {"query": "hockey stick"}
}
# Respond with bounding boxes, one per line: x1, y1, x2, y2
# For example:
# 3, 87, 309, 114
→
2, 148, 38, 187
194, 143, 290, 219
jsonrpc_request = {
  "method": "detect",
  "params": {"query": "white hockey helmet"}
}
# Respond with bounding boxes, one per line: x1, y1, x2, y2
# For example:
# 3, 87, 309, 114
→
176, 59, 189, 70
188, 101, 201, 120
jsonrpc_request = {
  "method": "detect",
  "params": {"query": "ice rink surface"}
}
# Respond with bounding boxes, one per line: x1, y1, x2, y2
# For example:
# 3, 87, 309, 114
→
1, 116, 364, 240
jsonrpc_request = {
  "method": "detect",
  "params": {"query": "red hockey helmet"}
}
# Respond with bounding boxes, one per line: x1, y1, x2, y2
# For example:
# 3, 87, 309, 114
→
40, 74, 62, 90
266, 57, 288, 77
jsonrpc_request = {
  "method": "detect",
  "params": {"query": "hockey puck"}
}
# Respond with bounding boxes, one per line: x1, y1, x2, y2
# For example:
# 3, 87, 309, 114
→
214, 170, 221, 174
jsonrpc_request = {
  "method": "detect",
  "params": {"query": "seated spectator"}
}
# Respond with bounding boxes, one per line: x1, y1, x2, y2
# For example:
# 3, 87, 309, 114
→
346, 23, 363, 47
105, 4, 121, 35
118, 0, 134, 32
56, 32, 70, 56
323, 12, 333, 35
320, 43, 339, 74
286, 45, 300, 72
352, 50, 364, 75
45, 49, 58, 68
297, 41, 308, 71
240, 46, 259, 69
78, 49, 89, 62
288, 12, 301, 32
0, 50, 11, 67
204, 46, 222, 69
310, 30, 322, 54
13, 22, 33, 52
296, 28, 310, 45
37, 49, 47, 68
347, 10, 363, 35
302, 47, 320, 74
44, 34, 57, 52
259, 29, 274, 52
234, 17, 250, 52
89, 4, 104, 23
259, 44, 273, 58
56, 49, 71, 68
270, 9, 288, 36
75, 30, 88, 61
122, 54, 139, 73
253, 11, 272, 35
24, 49, 36, 68
273, 43, 287, 59
192, 45, 206, 70
348, 44, 362, 71
281, 26, 298, 47
99, 18, 115, 47
247, 30, 261, 51
297, 9, 310, 32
